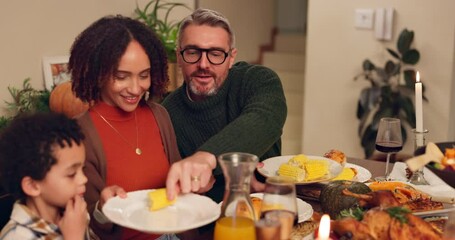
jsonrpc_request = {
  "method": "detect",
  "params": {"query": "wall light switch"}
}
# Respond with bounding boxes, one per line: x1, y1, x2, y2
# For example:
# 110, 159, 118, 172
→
355, 9, 374, 29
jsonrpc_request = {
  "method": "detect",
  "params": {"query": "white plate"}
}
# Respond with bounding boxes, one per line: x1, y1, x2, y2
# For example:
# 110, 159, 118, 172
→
257, 155, 344, 185
251, 193, 313, 223
218, 193, 313, 223
345, 163, 372, 182
102, 190, 220, 234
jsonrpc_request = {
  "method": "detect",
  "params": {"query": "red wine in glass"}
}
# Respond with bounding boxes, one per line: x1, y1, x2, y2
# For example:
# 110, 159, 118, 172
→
375, 141, 403, 153
374, 118, 403, 181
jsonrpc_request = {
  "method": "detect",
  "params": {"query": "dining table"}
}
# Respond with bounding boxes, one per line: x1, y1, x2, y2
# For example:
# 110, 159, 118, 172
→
194, 156, 392, 240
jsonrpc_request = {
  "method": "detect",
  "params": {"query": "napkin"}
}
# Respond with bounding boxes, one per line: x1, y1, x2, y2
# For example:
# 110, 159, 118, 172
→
389, 162, 455, 203
405, 142, 444, 172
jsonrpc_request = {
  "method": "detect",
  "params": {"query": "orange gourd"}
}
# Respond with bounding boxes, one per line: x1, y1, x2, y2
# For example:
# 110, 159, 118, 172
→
49, 81, 89, 118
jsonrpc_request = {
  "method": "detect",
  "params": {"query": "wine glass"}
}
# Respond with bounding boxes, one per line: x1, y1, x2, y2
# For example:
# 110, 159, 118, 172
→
375, 118, 403, 181
260, 176, 297, 240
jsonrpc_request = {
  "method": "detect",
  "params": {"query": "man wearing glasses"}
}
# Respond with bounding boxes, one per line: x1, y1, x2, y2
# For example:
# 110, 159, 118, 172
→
163, 8, 287, 204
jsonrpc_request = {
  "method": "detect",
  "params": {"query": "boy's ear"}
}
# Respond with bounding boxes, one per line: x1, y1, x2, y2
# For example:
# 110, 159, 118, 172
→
21, 177, 40, 197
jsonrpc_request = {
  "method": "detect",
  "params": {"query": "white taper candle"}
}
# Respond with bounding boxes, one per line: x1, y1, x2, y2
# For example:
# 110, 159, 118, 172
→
415, 71, 423, 132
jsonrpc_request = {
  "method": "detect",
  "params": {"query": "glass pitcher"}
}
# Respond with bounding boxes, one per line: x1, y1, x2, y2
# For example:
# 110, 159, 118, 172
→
213, 152, 258, 240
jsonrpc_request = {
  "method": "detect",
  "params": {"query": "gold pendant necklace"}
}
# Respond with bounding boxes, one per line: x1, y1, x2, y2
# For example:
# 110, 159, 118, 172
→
93, 109, 142, 155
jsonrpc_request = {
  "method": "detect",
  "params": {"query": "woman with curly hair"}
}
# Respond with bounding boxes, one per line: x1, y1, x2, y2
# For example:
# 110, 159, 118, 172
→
69, 15, 181, 239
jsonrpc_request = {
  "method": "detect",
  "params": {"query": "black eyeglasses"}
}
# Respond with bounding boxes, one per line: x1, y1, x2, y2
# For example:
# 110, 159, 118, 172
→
180, 47, 231, 65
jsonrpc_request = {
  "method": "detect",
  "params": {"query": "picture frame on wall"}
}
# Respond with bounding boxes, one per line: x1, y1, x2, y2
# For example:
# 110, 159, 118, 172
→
42, 56, 70, 91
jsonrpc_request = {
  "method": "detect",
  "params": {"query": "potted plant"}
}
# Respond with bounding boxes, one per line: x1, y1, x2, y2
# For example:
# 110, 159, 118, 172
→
354, 28, 428, 158
135, 0, 190, 63
0, 78, 50, 130
134, 0, 190, 92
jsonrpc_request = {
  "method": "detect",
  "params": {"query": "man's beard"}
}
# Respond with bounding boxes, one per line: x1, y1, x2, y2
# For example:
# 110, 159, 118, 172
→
188, 70, 218, 97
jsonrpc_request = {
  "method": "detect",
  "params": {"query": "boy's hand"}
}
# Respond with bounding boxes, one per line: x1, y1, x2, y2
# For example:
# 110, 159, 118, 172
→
59, 195, 88, 240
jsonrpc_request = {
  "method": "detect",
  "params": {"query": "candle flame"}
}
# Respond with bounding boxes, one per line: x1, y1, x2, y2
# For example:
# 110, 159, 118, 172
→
416, 71, 420, 83
318, 214, 331, 240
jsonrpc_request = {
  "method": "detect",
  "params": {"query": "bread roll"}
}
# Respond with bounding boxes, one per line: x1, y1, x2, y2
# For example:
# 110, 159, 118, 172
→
324, 149, 347, 165
235, 197, 263, 220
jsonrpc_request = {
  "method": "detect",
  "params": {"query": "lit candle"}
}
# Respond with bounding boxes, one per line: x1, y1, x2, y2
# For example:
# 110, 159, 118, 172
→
316, 214, 331, 240
415, 71, 423, 132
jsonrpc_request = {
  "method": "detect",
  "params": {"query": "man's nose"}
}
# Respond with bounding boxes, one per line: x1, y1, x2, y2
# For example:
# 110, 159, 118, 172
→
198, 52, 210, 69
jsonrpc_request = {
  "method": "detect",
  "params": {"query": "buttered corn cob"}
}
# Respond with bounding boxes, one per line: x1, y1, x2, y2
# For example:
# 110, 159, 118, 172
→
288, 154, 309, 167
148, 188, 176, 211
277, 163, 306, 181
332, 167, 357, 181
303, 160, 328, 180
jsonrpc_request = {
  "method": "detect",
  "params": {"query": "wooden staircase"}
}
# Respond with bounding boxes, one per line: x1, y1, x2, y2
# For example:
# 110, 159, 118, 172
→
262, 33, 306, 155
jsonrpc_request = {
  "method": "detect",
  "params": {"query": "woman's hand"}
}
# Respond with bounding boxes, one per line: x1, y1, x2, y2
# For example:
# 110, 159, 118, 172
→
59, 195, 88, 240
166, 151, 216, 200
98, 185, 127, 211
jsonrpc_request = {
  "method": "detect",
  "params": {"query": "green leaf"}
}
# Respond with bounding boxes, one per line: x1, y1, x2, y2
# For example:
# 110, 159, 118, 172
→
361, 125, 377, 158
0, 116, 12, 131
402, 49, 420, 65
384, 61, 400, 76
386, 48, 401, 60
339, 207, 364, 221
356, 100, 365, 120
134, 0, 190, 63
363, 59, 375, 71
398, 95, 416, 128
386, 207, 411, 224
397, 29, 414, 55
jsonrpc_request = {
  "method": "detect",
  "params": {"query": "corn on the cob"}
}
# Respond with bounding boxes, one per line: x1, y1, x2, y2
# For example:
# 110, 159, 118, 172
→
277, 163, 306, 181
332, 167, 357, 181
303, 160, 328, 180
288, 154, 308, 167
148, 188, 176, 211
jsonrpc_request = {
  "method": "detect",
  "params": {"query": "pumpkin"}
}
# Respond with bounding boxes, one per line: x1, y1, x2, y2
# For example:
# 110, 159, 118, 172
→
49, 81, 89, 118
319, 180, 371, 219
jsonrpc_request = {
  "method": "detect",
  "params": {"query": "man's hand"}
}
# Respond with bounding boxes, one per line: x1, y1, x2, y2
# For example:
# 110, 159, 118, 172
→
251, 175, 265, 192
166, 151, 216, 200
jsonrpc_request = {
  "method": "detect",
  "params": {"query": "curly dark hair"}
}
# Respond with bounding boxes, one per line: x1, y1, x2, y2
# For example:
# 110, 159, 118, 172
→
69, 15, 169, 103
0, 112, 85, 201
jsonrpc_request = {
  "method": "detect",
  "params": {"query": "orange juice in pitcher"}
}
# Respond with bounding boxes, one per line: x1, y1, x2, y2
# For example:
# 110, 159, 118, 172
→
214, 216, 255, 240
214, 152, 259, 240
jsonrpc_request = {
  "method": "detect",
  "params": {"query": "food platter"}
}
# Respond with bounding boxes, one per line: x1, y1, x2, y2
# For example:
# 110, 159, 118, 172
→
366, 181, 455, 217
102, 190, 220, 234
257, 155, 344, 185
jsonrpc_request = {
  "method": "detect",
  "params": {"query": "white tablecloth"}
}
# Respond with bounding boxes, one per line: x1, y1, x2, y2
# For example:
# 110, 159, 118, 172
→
389, 162, 455, 200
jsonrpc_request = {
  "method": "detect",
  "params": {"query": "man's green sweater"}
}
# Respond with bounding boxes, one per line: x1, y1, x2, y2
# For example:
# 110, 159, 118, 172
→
162, 61, 287, 202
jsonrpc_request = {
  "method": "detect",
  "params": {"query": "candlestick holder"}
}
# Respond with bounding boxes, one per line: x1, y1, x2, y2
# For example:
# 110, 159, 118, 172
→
408, 129, 430, 185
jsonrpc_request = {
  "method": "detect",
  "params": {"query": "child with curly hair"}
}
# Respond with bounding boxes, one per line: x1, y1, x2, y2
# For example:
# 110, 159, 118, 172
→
0, 112, 95, 239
